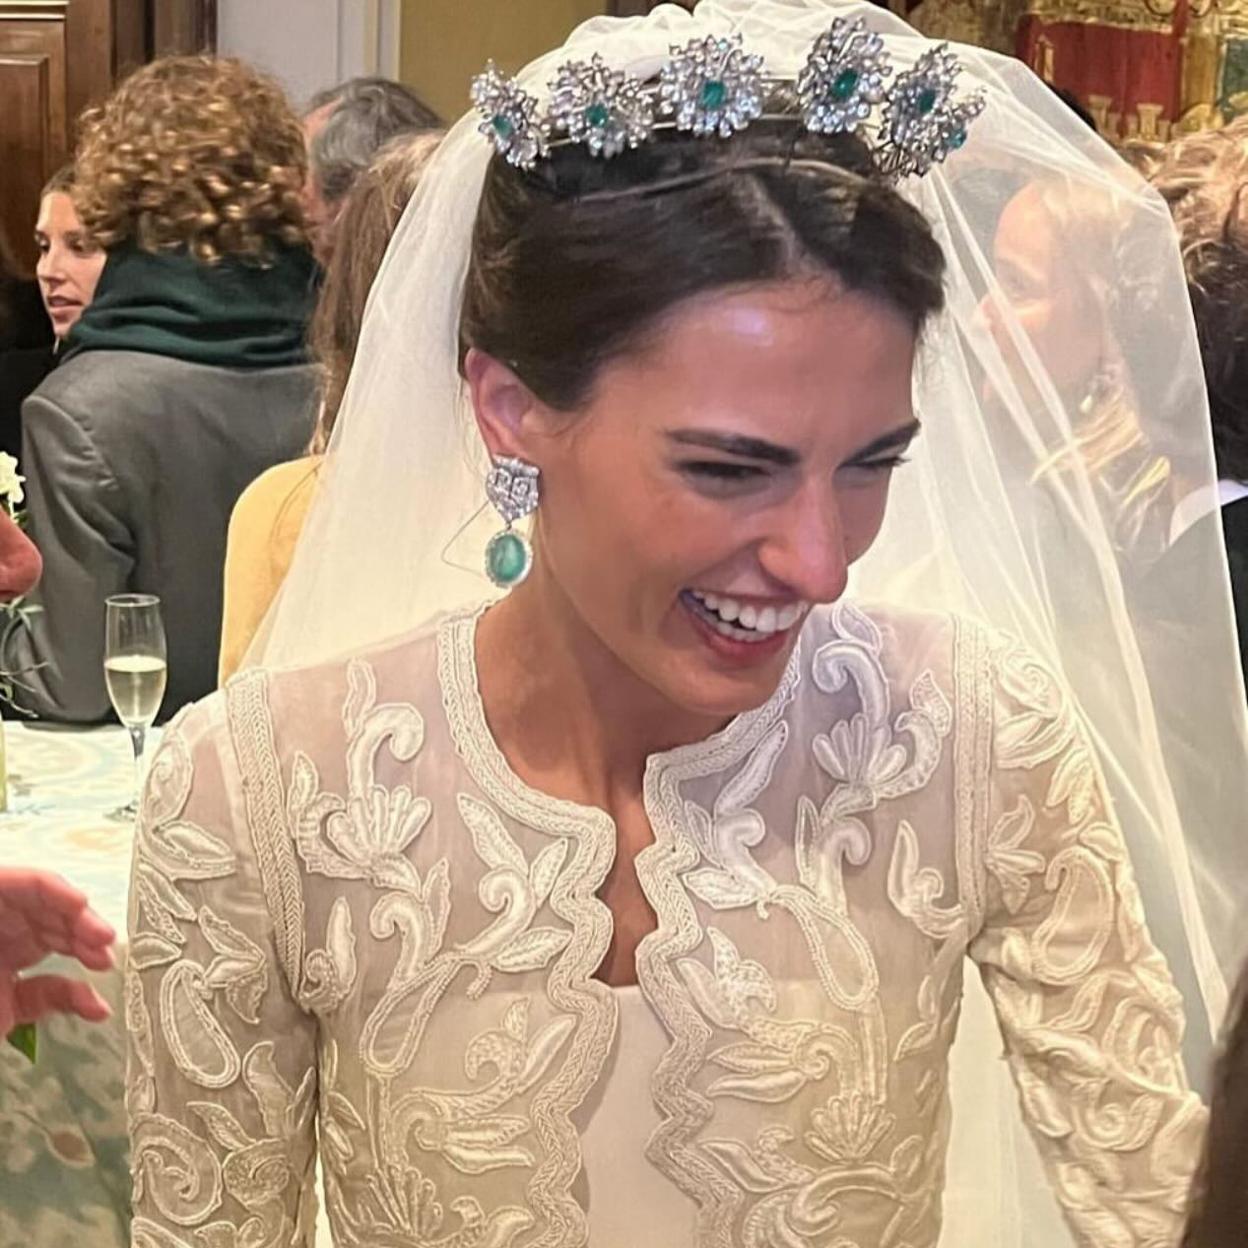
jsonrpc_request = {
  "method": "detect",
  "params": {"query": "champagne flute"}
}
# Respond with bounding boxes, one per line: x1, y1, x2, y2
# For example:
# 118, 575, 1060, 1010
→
104, 594, 167, 820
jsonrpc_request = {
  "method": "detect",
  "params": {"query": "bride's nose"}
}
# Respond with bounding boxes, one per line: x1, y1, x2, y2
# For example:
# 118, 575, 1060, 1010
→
756, 481, 850, 607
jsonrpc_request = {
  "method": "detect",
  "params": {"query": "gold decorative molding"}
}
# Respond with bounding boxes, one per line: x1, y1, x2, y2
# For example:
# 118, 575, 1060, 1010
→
1211, 4, 1248, 37
902, 0, 1248, 144
1032, 33, 1057, 80
1124, 101, 1170, 138
910, 0, 1029, 53
909, 0, 987, 44
1174, 101, 1226, 132
1025, 0, 1175, 34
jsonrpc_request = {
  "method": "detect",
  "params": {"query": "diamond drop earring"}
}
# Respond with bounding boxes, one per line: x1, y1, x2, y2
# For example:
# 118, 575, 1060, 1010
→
484, 456, 540, 588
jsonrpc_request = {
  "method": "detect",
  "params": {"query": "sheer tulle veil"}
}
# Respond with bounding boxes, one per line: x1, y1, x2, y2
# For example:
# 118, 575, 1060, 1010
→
251, 1, 1248, 1240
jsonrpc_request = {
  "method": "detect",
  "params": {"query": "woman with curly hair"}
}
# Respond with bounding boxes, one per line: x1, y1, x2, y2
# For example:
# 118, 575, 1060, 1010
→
5, 56, 320, 724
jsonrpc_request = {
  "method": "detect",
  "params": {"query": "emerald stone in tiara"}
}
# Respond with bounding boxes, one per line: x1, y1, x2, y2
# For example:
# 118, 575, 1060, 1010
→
548, 53, 655, 159
796, 17, 891, 137
470, 18, 985, 181
472, 61, 546, 169
657, 34, 766, 139
878, 44, 986, 178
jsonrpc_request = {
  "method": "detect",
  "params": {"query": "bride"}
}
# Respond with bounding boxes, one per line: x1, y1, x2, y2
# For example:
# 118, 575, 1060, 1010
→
125, 2, 1246, 1246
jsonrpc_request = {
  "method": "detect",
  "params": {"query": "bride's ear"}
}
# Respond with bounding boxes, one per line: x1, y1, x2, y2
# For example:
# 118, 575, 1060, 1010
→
465, 348, 545, 462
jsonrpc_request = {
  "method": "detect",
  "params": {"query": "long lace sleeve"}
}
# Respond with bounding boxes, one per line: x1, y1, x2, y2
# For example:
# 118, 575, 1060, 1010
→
125, 697, 318, 1247
969, 632, 1207, 1248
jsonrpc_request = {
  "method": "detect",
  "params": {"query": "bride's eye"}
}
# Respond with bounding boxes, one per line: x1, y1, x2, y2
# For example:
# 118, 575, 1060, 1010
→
846, 454, 911, 475
680, 461, 768, 483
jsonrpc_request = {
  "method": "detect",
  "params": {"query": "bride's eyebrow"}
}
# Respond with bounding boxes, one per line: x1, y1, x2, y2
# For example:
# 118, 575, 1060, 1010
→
843, 420, 922, 463
665, 429, 800, 466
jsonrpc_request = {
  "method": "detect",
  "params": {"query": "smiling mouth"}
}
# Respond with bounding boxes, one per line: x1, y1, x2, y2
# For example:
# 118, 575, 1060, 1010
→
681, 589, 808, 643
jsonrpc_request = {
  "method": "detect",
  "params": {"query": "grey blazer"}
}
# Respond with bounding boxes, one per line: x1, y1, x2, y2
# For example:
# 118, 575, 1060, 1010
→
9, 350, 317, 723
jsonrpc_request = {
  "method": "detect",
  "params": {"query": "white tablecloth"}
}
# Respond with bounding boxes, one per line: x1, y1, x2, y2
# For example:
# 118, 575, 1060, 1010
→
0, 720, 336, 1248
0, 722, 144, 1248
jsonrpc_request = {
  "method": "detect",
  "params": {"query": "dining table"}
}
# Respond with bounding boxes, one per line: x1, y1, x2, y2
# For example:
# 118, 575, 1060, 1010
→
0, 720, 141, 1248
0, 718, 342, 1248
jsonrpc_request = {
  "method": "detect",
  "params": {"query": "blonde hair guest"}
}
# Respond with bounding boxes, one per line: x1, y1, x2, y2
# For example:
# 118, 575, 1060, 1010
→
218, 130, 444, 683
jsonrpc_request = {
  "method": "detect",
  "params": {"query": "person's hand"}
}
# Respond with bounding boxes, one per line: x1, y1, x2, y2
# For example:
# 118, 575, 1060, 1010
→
0, 868, 114, 1037
0, 508, 41, 603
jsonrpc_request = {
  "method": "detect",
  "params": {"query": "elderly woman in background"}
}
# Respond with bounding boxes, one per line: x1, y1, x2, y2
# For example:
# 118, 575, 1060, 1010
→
218, 129, 444, 682
976, 122, 1248, 1083
6, 56, 320, 724
301, 76, 441, 265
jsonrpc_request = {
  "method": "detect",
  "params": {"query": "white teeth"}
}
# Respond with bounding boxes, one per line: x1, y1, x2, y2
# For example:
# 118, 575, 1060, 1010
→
777, 602, 802, 630
685, 591, 809, 640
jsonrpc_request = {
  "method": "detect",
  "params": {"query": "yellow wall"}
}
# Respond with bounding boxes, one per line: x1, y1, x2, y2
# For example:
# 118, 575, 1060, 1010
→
400, 0, 607, 123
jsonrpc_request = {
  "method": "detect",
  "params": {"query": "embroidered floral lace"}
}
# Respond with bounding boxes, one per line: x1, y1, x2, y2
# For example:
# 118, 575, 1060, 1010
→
126, 604, 1204, 1248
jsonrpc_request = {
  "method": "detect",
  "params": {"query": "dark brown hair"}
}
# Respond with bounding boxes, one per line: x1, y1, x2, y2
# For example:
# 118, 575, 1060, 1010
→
459, 110, 946, 411
310, 130, 444, 451
1183, 960, 1248, 1246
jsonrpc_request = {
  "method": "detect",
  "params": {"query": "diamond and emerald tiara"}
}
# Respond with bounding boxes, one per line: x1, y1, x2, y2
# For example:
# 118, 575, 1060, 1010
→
471, 17, 985, 182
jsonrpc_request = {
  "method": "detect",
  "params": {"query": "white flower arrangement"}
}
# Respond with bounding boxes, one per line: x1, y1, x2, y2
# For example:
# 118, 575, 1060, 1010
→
0, 453, 42, 713
0, 453, 24, 515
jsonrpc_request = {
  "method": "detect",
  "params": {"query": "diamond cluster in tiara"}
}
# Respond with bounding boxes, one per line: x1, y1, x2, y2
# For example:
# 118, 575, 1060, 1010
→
470, 17, 985, 182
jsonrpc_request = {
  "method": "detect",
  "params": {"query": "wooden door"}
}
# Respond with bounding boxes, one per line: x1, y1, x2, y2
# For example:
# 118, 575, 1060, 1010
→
0, 0, 207, 274
0, 4, 68, 273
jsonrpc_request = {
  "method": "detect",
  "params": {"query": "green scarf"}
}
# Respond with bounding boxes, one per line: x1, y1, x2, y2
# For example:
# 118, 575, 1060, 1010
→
64, 243, 317, 370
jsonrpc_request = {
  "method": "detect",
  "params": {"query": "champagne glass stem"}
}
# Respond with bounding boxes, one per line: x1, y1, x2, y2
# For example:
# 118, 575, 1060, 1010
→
129, 724, 146, 813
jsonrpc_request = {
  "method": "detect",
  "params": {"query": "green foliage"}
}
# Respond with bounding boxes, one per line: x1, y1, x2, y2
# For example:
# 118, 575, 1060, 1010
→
6, 1023, 36, 1063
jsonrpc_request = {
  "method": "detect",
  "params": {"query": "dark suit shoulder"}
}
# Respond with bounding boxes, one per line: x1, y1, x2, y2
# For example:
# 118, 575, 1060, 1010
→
1220, 495, 1248, 548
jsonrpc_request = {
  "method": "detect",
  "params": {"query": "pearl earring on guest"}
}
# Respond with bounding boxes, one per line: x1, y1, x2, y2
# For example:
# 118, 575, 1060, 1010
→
484, 456, 540, 588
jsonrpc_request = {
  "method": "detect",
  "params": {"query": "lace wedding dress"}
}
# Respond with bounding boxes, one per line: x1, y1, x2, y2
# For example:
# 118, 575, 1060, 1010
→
126, 602, 1202, 1248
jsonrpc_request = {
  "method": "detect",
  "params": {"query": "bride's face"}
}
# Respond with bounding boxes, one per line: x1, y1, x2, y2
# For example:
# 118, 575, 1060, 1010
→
475, 278, 919, 720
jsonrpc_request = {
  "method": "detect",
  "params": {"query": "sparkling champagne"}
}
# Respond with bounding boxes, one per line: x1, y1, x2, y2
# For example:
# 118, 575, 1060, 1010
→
105, 654, 168, 726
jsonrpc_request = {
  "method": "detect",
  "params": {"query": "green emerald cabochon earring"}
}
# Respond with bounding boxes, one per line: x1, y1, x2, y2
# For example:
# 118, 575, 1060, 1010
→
484, 456, 540, 588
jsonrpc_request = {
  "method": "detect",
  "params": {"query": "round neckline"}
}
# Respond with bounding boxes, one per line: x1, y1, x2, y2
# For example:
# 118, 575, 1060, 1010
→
439, 603, 802, 825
